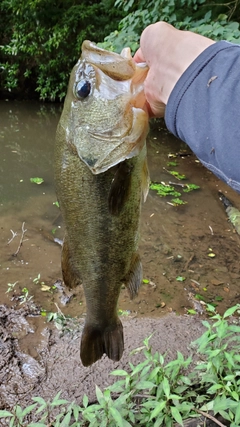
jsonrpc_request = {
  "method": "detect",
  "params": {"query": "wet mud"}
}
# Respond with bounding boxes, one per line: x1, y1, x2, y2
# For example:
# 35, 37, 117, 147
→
0, 101, 239, 423
0, 304, 206, 417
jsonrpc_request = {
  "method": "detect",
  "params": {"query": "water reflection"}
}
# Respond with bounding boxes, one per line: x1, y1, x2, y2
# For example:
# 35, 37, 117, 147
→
0, 101, 61, 206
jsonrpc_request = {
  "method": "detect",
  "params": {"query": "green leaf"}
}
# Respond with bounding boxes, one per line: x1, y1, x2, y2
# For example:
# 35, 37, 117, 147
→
228, 324, 240, 333
171, 198, 187, 205
135, 380, 155, 390
176, 276, 185, 282
83, 394, 88, 408
51, 399, 69, 406
223, 305, 240, 319
30, 177, 44, 184
0, 410, 14, 417
61, 411, 71, 425
207, 383, 223, 393
32, 396, 47, 405
109, 407, 127, 427
168, 171, 186, 180
131, 359, 149, 376
162, 377, 170, 399
167, 161, 178, 166
150, 401, 166, 420
224, 351, 235, 368
183, 183, 200, 192
111, 369, 128, 377
149, 182, 181, 197
235, 402, 240, 424
187, 309, 197, 315
95, 385, 104, 403
231, 391, 239, 402
218, 410, 231, 421
21, 404, 37, 417
195, 293, 206, 301
215, 295, 223, 301
28, 424, 47, 427
170, 406, 183, 425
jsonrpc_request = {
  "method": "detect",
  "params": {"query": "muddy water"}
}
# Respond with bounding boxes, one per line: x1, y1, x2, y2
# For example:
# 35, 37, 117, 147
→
0, 100, 240, 420
1, 100, 240, 322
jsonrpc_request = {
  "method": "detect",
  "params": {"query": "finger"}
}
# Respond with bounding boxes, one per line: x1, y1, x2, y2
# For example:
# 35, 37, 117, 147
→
133, 48, 145, 63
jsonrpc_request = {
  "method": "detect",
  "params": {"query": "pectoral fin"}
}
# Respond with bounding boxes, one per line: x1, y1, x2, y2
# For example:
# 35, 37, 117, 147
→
124, 253, 142, 299
108, 162, 133, 216
141, 157, 150, 202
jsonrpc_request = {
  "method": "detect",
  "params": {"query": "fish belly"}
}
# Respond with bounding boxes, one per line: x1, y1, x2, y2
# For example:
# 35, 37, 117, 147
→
55, 137, 145, 366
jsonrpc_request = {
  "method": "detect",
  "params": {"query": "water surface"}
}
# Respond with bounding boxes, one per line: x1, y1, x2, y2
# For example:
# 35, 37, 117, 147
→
1, 100, 239, 320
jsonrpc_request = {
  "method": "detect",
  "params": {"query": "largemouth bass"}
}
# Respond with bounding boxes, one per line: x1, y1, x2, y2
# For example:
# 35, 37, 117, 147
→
55, 41, 149, 367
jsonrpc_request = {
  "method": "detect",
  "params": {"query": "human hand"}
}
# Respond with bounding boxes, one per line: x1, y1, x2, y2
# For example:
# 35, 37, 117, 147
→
134, 22, 215, 117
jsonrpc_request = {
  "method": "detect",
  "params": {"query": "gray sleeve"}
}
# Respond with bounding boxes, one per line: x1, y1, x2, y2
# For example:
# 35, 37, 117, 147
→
165, 40, 240, 194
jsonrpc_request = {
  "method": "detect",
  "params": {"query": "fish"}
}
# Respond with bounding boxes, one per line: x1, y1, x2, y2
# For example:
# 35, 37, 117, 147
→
54, 41, 149, 367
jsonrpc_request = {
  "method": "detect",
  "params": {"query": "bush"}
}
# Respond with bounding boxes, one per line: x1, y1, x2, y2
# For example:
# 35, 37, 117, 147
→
99, 0, 240, 53
1, 0, 239, 101
0, 0, 125, 101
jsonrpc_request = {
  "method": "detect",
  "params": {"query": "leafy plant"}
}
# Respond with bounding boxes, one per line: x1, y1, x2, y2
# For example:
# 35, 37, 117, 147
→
149, 182, 181, 197
30, 177, 44, 185
170, 198, 187, 206
0, 0, 125, 100
193, 304, 240, 425
6, 281, 18, 294
168, 171, 186, 180
1, 304, 240, 426
19, 287, 33, 304
183, 183, 200, 192
100, 0, 240, 53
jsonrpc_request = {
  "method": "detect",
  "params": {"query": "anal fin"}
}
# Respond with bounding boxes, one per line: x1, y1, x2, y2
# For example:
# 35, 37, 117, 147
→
80, 319, 124, 367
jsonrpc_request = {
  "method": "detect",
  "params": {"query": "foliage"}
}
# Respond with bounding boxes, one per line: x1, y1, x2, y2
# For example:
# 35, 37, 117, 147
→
149, 182, 181, 197
99, 0, 240, 53
1, 0, 239, 100
0, 0, 125, 100
150, 179, 199, 206
0, 304, 240, 426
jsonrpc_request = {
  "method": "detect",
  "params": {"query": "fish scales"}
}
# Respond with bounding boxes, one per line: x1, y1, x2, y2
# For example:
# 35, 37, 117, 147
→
55, 41, 149, 366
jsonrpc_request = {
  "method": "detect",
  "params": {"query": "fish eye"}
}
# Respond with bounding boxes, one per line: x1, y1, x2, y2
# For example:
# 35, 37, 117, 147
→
75, 80, 91, 99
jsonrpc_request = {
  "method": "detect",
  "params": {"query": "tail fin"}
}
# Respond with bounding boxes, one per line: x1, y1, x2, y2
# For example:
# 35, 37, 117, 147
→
80, 319, 124, 367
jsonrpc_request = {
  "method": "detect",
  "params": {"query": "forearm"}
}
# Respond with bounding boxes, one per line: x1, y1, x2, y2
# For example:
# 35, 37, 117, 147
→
165, 41, 240, 194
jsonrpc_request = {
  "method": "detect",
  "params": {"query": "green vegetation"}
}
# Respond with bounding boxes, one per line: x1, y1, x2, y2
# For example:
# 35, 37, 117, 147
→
30, 177, 44, 185
0, 0, 124, 100
150, 158, 200, 205
150, 181, 199, 205
100, 0, 240, 52
1, 304, 240, 426
1, 0, 239, 101
149, 182, 181, 198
